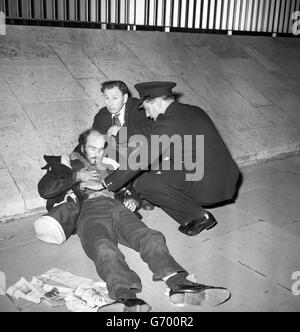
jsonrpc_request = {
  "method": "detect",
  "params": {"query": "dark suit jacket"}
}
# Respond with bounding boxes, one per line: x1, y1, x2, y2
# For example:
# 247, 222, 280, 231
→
93, 97, 153, 138
104, 101, 240, 204
73, 97, 153, 155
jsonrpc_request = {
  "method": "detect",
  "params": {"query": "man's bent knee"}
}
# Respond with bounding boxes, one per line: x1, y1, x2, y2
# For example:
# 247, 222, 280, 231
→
140, 230, 166, 251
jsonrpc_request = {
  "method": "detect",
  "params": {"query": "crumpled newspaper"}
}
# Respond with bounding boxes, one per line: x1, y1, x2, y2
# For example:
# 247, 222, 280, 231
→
65, 285, 112, 312
6, 277, 43, 304
6, 268, 112, 312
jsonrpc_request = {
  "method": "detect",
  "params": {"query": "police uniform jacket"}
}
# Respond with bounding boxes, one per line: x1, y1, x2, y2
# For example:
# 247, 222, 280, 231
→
104, 101, 240, 204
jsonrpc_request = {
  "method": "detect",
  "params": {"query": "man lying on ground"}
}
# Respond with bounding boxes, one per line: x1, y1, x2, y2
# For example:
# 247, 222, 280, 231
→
35, 129, 231, 312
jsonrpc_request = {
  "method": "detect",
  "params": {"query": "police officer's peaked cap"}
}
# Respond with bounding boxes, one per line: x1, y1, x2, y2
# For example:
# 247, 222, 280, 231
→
135, 81, 177, 101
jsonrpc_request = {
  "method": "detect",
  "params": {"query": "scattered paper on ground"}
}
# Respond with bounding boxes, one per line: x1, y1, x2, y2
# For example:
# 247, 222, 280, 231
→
5, 268, 112, 312
6, 277, 42, 304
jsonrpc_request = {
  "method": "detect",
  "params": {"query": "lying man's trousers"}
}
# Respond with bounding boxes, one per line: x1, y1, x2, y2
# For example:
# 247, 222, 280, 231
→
76, 197, 185, 300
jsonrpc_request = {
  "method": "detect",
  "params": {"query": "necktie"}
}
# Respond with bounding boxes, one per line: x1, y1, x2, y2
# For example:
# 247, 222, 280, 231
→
113, 113, 122, 127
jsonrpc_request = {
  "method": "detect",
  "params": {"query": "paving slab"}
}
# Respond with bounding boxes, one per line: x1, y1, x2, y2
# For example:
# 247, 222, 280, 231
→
0, 214, 41, 241
22, 100, 99, 155
270, 70, 300, 95
256, 105, 294, 125
77, 78, 108, 108
0, 90, 52, 211
183, 45, 273, 107
4, 25, 74, 46
206, 222, 300, 291
265, 155, 300, 175
200, 205, 260, 241
49, 41, 105, 79
0, 169, 25, 219
119, 31, 184, 77
92, 58, 156, 92
244, 46, 283, 72
241, 164, 300, 200
0, 156, 6, 169
233, 188, 300, 227
224, 58, 284, 88
241, 125, 300, 162
0, 62, 89, 104
182, 254, 300, 312
121, 247, 300, 312
0, 27, 58, 65
207, 88, 273, 131
0, 233, 98, 289
0, 76, 10, 92
283, 220, 300, 237
259, 87, 300, 123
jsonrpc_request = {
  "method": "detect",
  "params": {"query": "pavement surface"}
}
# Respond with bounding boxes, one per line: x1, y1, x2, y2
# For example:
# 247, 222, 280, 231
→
1, 154, 300, 312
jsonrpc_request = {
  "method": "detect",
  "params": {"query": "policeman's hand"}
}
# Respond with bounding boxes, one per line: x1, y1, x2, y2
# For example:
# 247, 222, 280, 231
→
80, 180, 104, 191
123, 198, 138, 212
76, 168, 100, 182
107, 125, 121, 137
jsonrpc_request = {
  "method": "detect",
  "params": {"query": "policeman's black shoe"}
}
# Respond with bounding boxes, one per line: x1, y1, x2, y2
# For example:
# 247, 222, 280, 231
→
141, 199, 155, 211
169, 284, 231, 307
98, 298, 152, 312
178, 211, 217, 236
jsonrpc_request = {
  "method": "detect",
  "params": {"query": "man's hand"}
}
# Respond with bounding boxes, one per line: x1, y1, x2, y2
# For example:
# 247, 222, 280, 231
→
76, 168, 101, 182
80, 180, 105, 191
123, 198, 138, 212
107, 125, 121, 137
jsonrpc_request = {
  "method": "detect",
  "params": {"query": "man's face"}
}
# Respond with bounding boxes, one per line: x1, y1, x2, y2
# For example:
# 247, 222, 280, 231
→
142, 99, 160, 121
83, 132, 106, 166
103, 86, 128, 115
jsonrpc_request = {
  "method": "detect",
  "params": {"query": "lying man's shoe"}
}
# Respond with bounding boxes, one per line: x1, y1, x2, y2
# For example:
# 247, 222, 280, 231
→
169, 284, 231, 307
98, 298, 152, 312
141, 199, 155, 211
178, 211, 217, 236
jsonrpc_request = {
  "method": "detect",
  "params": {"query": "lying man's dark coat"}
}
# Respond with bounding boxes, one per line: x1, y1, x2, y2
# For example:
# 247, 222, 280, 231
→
38, 154, 142, 239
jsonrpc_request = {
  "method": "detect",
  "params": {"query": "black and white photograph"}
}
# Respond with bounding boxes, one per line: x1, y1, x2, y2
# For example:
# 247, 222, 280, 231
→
0, 0, 299, 316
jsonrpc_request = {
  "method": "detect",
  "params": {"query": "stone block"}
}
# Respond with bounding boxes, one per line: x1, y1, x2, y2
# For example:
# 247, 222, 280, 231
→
1, 62, 89, 104
22, 100, 99, 155
0, 169, 25, 219
234, 188, 300, 227
206, 222, 300, 291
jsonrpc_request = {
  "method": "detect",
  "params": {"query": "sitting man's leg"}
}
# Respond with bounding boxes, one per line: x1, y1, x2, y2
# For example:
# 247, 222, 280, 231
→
134, 171, 217, 236
77, 198, 151, 312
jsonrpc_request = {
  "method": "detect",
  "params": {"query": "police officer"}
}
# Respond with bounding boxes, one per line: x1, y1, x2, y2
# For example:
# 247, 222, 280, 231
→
100, 82, 240, 237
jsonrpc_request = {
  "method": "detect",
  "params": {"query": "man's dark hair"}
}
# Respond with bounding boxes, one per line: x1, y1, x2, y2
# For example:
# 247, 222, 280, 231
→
101, 80, 130, 96
78, 129, 107, 148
